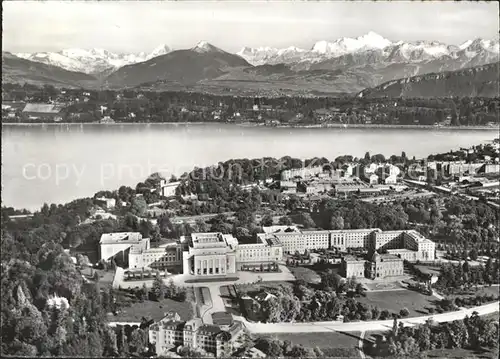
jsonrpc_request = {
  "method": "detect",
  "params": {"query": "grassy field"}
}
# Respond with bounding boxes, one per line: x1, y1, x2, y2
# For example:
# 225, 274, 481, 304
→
363, 281, 406, 291
112, 297, 193, 322
287, 266, 321, 284
414, 265, 441, 276
446, 285, 500, 303
356, 289, 435, 317
259, 331, 361, 357
424, 348, 499, 359
235, 281, 294, 295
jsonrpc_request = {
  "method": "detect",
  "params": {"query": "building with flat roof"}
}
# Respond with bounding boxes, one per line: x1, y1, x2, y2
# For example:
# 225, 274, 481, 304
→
341, 255, 366, 278
22, 103, 64, 121
181, 232, 238, 276
101, 227, 434, 277
237, 234, 283, 270
99, 232, 147, 262
281, 166, 323, 181
160, 180, 181, 197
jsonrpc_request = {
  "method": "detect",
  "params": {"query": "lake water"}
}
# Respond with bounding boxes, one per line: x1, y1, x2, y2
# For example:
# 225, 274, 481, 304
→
1, 123, 497, 211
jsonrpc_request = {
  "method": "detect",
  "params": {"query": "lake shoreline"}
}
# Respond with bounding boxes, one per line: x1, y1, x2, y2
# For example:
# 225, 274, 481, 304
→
2, 122, 498, 131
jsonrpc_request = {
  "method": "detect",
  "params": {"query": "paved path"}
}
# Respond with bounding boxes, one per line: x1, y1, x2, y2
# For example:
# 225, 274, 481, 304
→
240, 302, 499, 334
114, 264, 295, 289
198, 284, 227, 324
358, 331, 366, 359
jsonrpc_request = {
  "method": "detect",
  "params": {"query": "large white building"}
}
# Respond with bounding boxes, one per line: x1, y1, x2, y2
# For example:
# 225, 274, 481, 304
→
100, 227, 434, 276
280, 166, 323, 181
99, 232, 147, 261
260, 227, 435, 261
181, 232, 238, 276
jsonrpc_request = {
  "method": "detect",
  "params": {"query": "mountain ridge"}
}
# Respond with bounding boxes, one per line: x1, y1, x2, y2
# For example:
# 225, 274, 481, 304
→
2, 52, 97, 88
15, 45, 172, 75
357, 62, 499, 99
104, 42, 251, 88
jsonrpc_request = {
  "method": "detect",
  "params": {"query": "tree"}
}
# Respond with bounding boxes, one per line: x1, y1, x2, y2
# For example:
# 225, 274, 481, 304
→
299, 212, 316, 229
103, 327, 118, 356
151, 274, 165, 301
330, 215, 345, 230
392, 317, 399, 337
129, 328, 147, 354
130, 197, 147, 217
355, 283, 366, 297
278, 216, 293, 226
261, 214, 274, 227
347, 275, 358, 291
139, 283, 149, 301
158, 215, 173, 237
400, 308, 410, 317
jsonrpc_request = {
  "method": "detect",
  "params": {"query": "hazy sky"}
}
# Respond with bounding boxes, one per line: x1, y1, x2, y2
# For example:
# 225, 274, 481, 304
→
3, 1, 499, 54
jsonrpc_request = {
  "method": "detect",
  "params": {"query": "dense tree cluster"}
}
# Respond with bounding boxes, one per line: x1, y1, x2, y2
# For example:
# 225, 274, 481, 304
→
0, 197, 159, 357
436, 259, 500, 292
3, 83, 498, 126
242, 279, 399, 324
369, 314, 499, 357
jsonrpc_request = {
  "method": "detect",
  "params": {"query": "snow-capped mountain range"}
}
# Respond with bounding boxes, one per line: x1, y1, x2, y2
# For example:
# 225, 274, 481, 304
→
9, 32, 498, 94
237, 32, 499, 67
16, 45, 171, 75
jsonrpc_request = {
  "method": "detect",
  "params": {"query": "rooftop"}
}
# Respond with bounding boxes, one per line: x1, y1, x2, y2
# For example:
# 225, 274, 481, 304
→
23, 103, 62, 114
99, 232, 143, 244
372, 252, 402, 262
343, 255, 364, 262
262, 225, 299, 233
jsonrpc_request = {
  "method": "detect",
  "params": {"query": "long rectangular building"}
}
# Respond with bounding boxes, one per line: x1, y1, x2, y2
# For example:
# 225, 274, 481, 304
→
259, 227, 435, 261
100, 227, 435, 276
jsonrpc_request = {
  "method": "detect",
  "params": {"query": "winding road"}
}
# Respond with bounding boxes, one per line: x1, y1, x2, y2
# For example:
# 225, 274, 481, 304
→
236, 301, 499, 334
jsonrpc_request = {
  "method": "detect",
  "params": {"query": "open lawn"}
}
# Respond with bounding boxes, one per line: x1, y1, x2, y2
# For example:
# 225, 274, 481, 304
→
235, 281, 294, 296
112, 297, 193, 322
482, 312, 500, 321
445, 285, 500, 303
424, 348, 499, 359
414, 265, 441, 276
259, 331, 361, 358
356, 289, 435, 317
287, 266, 321, 284
363, 281, 406, 291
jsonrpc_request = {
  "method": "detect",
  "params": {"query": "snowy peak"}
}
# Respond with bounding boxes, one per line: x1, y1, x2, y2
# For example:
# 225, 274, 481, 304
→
192, 41, 222, 53
312, 31, 392, 55
146, 44, 171, 60
15, 44, 173, 74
